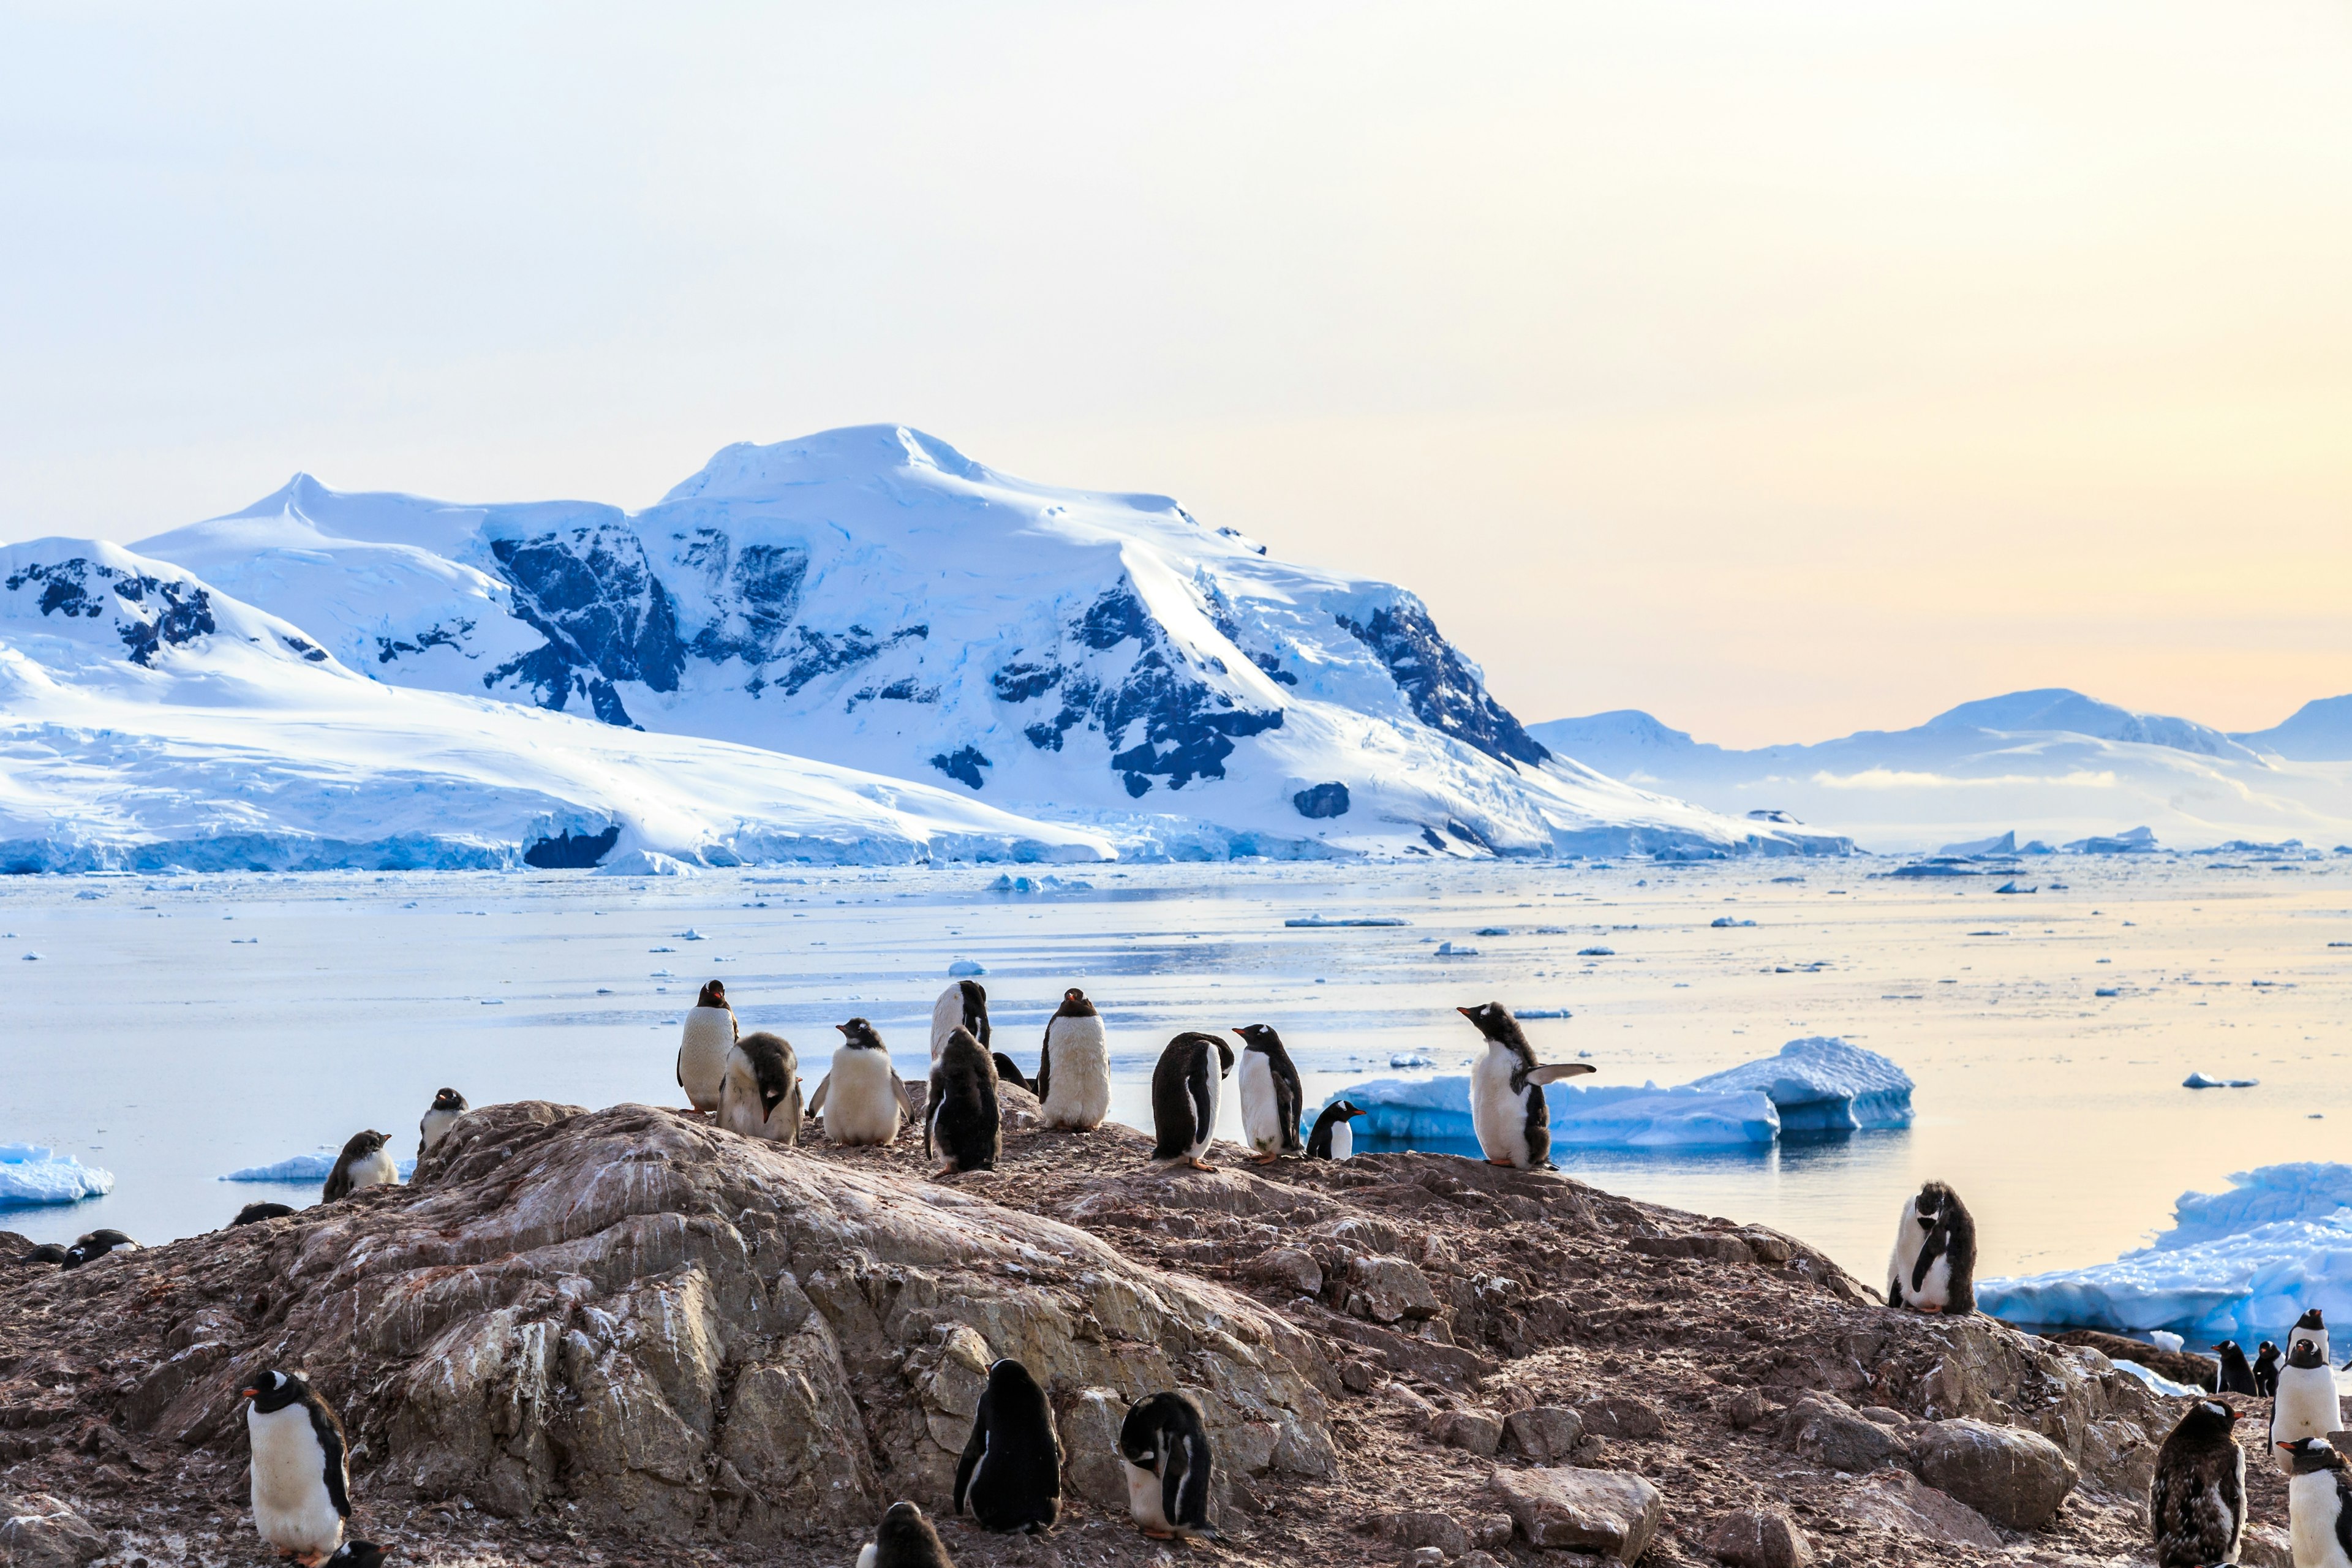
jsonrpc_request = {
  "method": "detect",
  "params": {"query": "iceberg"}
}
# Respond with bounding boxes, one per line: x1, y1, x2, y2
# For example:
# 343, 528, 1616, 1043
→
947, 959, 986, 976
1940, 831, 2018, 857
0, 1143, 115, 1207
1684, 1036, 1914, 1132
1709, 916, 1757, 928
2182, 1072, 2258, 1089
1284, 916, 1409, 928
1320, 1076, 1779, 1150
222, 1152, 420, 1182
1980, 1163, 2352, 1337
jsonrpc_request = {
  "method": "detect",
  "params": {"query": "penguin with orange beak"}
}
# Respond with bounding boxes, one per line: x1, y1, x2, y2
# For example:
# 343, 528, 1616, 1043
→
241, 1368, 350, 1564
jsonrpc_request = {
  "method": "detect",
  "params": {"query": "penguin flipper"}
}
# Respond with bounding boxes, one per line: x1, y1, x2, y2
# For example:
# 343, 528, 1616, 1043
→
952, 1392, 989, 1514
1161, 1442, 1189, 1534
1034, 1033, 1052, 1106
1525, 1063, 1597, 1084
807, 1074, 830, 1116
309, 1401, 353, 1519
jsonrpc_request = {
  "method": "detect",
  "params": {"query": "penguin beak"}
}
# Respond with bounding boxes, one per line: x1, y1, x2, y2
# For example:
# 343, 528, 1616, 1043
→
239, 1386, 258, 1399
835, 1023, 851, 1035
1455, 1006, 1476, 1019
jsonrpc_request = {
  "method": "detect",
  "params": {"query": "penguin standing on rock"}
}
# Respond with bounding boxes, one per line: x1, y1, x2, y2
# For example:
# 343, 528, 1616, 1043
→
1885, 1180, 1978, 1314
1232, 1024, 1303, 1164
2271, 1337, 2343, 1472
717, 1031, 802, 1144
2280, 1437, 2352, 1568
2212, 1340, 2260, 1398
2150, 1398, 2245, 1568
855, 1501, 956, 1568
676, 981, 737, 1114
954, 1359, 1062, 1534
322, 1133, 396, 1202
1307, 1099, 1363, 1160
931, 979, 990, 1062
1151, 1032, 1234, 1170
241, 1369, 351, 1566
1455, 1002, 1594, 1170
60, 1229, 139, 1268
2293, 1306, 2332, 1365
2254, 1341, 2282, 1398
1119, 1391, 1218, 1542
808, 1018, 907, 1147
1036, 987, 1110, 1131
416, 1088, 467, 1161
927, 1025, 1000, 1175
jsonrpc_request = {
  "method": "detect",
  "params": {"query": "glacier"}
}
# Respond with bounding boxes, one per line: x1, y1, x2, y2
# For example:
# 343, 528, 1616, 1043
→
1978, 1163, 2352, 1337
124, 424, 1851, 864
0, 1144, 114, 1207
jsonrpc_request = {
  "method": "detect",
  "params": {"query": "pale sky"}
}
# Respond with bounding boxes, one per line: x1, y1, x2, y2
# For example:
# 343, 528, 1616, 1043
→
4, 2, 2347, 745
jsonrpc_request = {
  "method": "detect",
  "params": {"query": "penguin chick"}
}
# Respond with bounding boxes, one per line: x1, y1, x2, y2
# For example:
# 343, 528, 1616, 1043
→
926, 1025, 1000, 1176
1119, 1390, 1218, 1541
930, 979, 991, 1062
1885, 1180, 1977, 1315
323, 1131, 396, 1203
233, 1202, 296, 1227
18, 1243, 69, 1266
416, 1087, 468, 1161
717, 1031, 803, 1144
2282, 1436, 2352, 1568
857, 1500, 957, 1567
2254, 1340, 2282, 1398
954, 1359, 1062, 1533
2150, 1398, 2244, 1568
1150, 1032, 1234, 1170
2271, 1336, 2343, 1473
1455, 1002, 1594, 1170
61, 1229, 139, 1268
812, 1018, 906, 1147
1231, 1024, 1303, 1163
2212, 1340, 2259, 1398
1035, 987, 1110, 1132
1306, 1099, 1364, 1160
676, 981, 737, 1114
242, 1369, 350, 1566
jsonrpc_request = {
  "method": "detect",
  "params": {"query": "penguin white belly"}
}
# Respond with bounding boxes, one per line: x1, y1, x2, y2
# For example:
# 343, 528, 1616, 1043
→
1469, 1050, 1529, 1166
1189, 1065, 1221, 1157
1910, 1250, 1953, 1311
677, 1011, 733, 1113
2296, 1326, 2334, 1364
821, 1047, 901, 1145
249, 1403, 343, 1559
1329, 1118, 1353, 1160
717, 1049, 786, 1140
854, 1545, 878, 1568
1125, 1457, 1173, 1533
2272, 1368, 2343, 1468
1238, 1052, 1283, 1156
1887, 1204, 1929, 1307
930, 989, 963, 1061
345, 1148, 398, 1193
2290, 1471, 2352, 1567
418, 1106, 461, 1156
1039, 1017, 1110, 1129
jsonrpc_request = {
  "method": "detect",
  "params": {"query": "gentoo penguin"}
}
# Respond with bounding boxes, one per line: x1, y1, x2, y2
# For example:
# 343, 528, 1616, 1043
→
322, 1131, 397, 1202
416, 1087, 467, 1161
1307, 1099, 1364, 1161
2214, 1340, 2260, 1398
322, 1544, 388, 1567
809, 1018, 906, 1147
61, 1228, 140, 1268
1150, 1031, 1234, 1170
1455, 1002, 1594, 1170
991, 1053, 1032, 1093
676, 980, 737, 1114
855, 1500, 956, 1568
241, 1369, 350, 1566
2255, 1341, 2282, 1398
233, 1202, 296, 1227
2271, 1337, 2344, 1472
1035, 987, 1110, 1132
2293, 1306, 2332, 1365
2149, 1397, 2245, 1568
1232, 1024, 1304, 1164
927, 1025, 1000, 1175
2282, 1436, 2352, 1568
18, 1243, 69, 1265
931, 979, 991, 1062
717, 1030, 802, 1144
1118, 1390, 1218, 1542
1885, 1180, 1978, 1314
954, 1359, 1062, 1534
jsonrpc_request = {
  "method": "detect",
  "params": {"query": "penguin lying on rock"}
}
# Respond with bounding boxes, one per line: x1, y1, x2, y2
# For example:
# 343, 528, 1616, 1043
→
1455, 1002, 1594, 1170
233, 1202, 296, 1227
1120, 1391, 1217, 1542
1151, 1032, 1234, 1171
1886, 1180, 1977, 1314
241, 1369, 352, 1566
954, 1359, 1061, 1534
856, 1501, 956, 1567
18, 1243, 69, 1265
61, 1229, 139, 1268
2281, 1436, 2352, 1568
416, 1087, 468, 1160
323, 1132, 396, 1202
1232, 1024, 1303, 1164
2150, 1397, 2244, 1568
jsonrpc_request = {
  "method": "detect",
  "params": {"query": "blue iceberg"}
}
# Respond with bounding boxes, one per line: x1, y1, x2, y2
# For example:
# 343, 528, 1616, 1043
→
222, 1152, 418, 1182
1684, 1036, 1914, 1132
0, 1143, 115, 1207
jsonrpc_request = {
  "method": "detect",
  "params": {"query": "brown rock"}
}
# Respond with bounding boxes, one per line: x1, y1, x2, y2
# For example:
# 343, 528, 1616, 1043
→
1702, 1507, 1815, 1568
1721, 1389, 1768, 1431
1906, 1416, 2076, 1530
1577, 1393, 1665, 1440
0, 1489, 108, 1567
1350, 1254, 1442, 1323
2242, 1522, 2294, 1568
1785, 1395, 1899, 1473
1250, 1245, 1324, 1296
1430, 1408, 1504, 1457
1836, 1469, 2002, 1550
1491, 1466, 1663, 1560
1378, 1510, 1472, 1555
1502, 1404, 1585, 1462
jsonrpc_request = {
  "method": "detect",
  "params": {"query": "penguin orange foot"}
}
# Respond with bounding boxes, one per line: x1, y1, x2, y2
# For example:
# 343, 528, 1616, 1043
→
1188, 1156, 1216, 1172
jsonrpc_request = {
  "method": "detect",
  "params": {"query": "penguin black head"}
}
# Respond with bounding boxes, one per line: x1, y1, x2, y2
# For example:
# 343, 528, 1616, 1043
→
62, 1229, 136, 1268
2256, 1340, 2279, 1362
1233, 1023, 1281, 1052
239, 1368, 312, 1414
325, 1543, 391, 1567
2289, 1338, 2329, 1371
430, 1087, 467, 1113
837, 1017, 886, 1051
1060, 986, 1088, 1008
1329, 1099, 1363, 1122
2213, 1339, 2241, 1357
986, 1357, 1044, 1397
2180, 1398, 2239, 1439
2282, 1436, 2348, 1475
340, 1129, 390, 1158
2299, 1306, 2326, 1330
696, 980, 729, 1009
1455, 1001, 1515, 1037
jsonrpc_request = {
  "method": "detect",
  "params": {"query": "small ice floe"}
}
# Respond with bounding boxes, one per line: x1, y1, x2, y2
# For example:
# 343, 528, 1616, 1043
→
2095, 987, 2120, 997
2147, 1330, 2185, 1352
594, 850, 696, 878
1577, 946, 1615, 957
649, 946, 677, 953
1770, 875, 1805, 884
1476, 927, 1511, 937
480, 998, 504, 1006
20, 952, 40, 962
2109, 1359, 2206, 1399
1389, 1053, 1433, 1068
2331, 942, 2352, 948
222, 1152, 417, 1182
1284, 916, 1409, 928
1516, 1008, 1572, 1019
595, 987, 615, 995
650, 968, 676, 979
992, 873, 1093, 894
2182, 1072, 2258, 1089
1709, 916, 1756, 929
1966, 930, 2008, 937
679, 929, 707, 941
1995, 882, 2037, 895
948, 959, 987, 976
1434, 941, 1479, 957
230, 937, 258, 944
0, 1144, 114, 1206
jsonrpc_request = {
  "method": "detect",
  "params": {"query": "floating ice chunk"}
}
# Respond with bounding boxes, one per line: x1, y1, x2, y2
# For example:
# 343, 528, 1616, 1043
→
1515, 1008, 1572, 1019
649, 946, 677, 952
1709, 916, 1757, 928
1578, 946, 1615, 957
2094, 987, 2120, 997
679, 929, 707, 941
990, 873, 1095, 893
650, 968, 676, 979
222, 1152, 418, 1182
1434, 941, 1479, 957
1476, 927, 1512, 937
2108, 1357, 2206, 1399
1994, 881, 2037, 895
1941, 831, 2018, 857
0, 1144, 114, 1207
1285, 916, 1409, 928
1389, 1053, 1433, 1068
948, 959, 986, 976
2182, 1072, 2258, 1089
2147, 1330, 2185, 1352
20, 952, 39, 961
1686, 1036, 1914, 1133
1326, 1076, 1779, 1149
594, 850, 696, 878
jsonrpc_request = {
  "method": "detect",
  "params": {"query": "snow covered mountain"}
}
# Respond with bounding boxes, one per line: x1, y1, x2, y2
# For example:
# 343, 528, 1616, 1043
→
2234, 695, 2352, 761
1531, 688, 2352, 853
0, 538, 1115, 872
135, 424, 1846, 861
